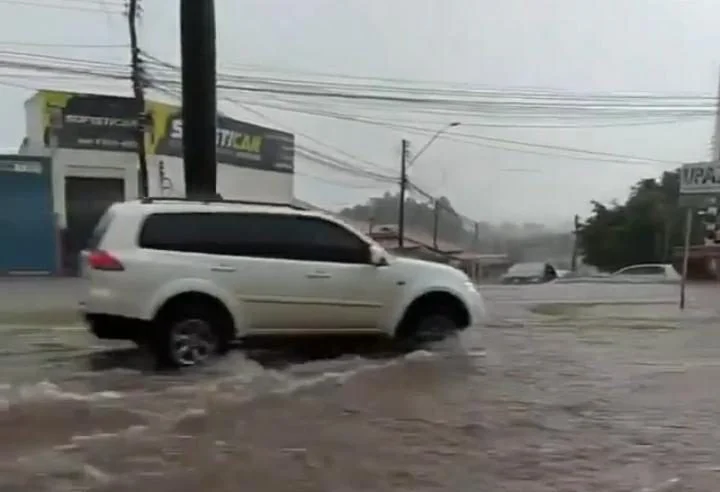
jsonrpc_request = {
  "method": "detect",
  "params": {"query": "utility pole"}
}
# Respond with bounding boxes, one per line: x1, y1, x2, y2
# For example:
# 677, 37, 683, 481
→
127, 0, 149, 197
180, 0, 217, 198
397, 139, 408, 248
570, 214, 580, 272
431, 200, 440, 249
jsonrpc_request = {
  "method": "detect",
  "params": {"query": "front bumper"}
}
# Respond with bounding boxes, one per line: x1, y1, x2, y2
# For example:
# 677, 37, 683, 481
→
466, 288, 487, 326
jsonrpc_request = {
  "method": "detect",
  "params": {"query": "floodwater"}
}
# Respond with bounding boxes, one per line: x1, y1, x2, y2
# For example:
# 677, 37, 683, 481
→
2, 280, 720, 491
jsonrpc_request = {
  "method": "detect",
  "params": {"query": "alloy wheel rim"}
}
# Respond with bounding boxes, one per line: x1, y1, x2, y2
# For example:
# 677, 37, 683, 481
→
170, 318, 217, 366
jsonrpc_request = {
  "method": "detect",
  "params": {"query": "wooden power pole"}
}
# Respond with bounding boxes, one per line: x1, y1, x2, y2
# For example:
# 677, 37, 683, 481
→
127, 0, 149, 197
571, 214, 580, 272
397, 139, 408, 248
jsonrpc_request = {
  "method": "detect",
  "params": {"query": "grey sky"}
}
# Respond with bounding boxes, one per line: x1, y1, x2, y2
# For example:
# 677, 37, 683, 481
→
0, 0, 718, 227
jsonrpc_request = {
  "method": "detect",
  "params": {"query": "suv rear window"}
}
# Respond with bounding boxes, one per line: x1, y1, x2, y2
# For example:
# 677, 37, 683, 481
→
86, 209, 115, 250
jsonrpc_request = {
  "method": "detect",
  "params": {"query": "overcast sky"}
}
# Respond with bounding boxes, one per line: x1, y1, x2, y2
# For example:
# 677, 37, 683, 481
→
0, 0, 718, 227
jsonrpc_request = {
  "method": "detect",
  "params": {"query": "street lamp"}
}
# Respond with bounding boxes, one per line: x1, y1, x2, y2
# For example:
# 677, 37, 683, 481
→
398, 121, 461, 248
407, 121, 461, 169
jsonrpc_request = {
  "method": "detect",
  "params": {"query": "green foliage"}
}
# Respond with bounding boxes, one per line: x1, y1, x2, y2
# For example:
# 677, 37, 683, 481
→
578, 169, 705, 272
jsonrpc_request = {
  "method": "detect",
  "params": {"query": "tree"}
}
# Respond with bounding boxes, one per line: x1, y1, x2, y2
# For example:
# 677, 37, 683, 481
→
578, 169, 705, 272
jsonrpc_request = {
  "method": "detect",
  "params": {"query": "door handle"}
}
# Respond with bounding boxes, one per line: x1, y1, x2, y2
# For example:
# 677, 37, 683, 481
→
211, 265, 236, 272
306, 272, 331, 279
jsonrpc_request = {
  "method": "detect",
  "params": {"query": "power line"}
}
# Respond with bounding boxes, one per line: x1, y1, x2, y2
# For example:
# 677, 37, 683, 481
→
0, 0, 126, 13
230, 99, 679, 167
296, 171, 394, 189
214, 59, 720, 102
0, 52, 689, 186
140, 54, 720, 116
0, 41, 129, 48
0, 50, 713, 121
0, 51, 689, 168
149, 79, 400, 182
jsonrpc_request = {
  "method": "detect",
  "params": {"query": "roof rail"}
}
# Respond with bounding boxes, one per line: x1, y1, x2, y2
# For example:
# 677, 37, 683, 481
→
139, 196, 307, 210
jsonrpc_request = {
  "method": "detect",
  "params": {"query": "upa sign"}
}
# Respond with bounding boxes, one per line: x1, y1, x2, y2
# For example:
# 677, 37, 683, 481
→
680, 162, 720, 194
679, 162, 720, 208
677, 161, 720, 309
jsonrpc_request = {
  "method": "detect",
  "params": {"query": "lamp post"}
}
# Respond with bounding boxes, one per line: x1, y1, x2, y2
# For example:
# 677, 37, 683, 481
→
398, 122, 461, 248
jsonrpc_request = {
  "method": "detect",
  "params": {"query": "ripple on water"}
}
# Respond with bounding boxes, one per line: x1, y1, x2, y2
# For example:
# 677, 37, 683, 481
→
0, 346, 451, 478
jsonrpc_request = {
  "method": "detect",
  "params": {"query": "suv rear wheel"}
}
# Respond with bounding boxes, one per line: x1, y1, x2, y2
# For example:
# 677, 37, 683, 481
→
152, 302, 229, 368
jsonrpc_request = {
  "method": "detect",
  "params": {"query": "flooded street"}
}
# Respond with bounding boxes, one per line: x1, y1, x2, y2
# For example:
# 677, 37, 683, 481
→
2, 280, 720, 490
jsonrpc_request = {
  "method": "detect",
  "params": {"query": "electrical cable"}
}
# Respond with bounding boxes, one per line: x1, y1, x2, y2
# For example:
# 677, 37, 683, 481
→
229, 99, 679, 166
0, 0, 126, 13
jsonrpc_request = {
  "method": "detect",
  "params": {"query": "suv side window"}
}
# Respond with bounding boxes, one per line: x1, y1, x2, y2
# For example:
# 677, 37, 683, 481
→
288, 216, 369, 263
138, 212, 370, 264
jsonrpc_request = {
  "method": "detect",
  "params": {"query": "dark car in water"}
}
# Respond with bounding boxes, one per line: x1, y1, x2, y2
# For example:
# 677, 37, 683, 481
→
500, 262, 558, 284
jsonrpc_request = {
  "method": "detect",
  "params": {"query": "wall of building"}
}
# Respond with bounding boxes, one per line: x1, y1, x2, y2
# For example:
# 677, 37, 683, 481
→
24, 94, 44, 149
52, 149, 138, 228
146, 155, 293, 202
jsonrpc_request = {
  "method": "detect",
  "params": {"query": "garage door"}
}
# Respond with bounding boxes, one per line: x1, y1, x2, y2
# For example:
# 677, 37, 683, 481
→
64, 176, 125, 275
0, 157, 57, 275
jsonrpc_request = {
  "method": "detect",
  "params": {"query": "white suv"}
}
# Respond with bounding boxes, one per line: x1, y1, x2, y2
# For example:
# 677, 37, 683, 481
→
79, 198, 486, 367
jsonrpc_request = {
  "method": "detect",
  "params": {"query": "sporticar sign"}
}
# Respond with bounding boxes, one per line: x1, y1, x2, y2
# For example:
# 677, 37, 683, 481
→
149, 102, 294, 174
37, 91, 295, 173
40, 91, 140, 152
170, 120, 263, 154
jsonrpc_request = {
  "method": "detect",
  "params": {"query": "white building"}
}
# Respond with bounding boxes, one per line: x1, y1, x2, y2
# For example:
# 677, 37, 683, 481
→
17, 89, 295, 274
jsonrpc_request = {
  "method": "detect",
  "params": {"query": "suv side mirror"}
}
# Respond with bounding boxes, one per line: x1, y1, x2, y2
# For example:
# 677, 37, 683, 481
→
369, 245, 389, 267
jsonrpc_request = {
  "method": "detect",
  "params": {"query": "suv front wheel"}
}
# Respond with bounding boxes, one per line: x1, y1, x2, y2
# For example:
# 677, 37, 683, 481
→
396, 308, 461, 346
152, 302, 229, 368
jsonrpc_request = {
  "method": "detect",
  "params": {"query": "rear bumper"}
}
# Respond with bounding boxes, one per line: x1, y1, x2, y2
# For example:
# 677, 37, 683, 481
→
83, 312, 150, 341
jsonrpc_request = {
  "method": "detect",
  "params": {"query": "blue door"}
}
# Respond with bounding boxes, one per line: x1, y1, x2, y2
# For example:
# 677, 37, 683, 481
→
0, 157, 57, 274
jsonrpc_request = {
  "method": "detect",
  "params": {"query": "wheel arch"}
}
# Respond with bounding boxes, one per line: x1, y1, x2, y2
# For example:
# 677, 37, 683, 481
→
143, 278, 246, 335
153, 290, 237, 341
394, 289, 470, 338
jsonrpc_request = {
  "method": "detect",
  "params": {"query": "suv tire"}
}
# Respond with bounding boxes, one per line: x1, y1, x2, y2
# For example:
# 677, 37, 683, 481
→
151, 302, 230, 368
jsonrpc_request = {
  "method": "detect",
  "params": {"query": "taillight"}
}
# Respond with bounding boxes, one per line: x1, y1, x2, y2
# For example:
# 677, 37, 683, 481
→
87, 250, 124, 271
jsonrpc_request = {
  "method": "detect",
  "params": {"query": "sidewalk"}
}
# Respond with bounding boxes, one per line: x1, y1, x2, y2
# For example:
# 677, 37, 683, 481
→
0, 278, 83, 324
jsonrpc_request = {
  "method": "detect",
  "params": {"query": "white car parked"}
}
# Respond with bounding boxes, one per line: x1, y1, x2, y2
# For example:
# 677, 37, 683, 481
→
556, 263, 681, 284
606, 263, 681, 283
79, 198, 486, 367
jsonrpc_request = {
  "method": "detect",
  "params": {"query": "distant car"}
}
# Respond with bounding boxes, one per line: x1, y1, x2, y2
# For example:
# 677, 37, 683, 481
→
606, 263, 681, 284
556, 263, 680, 284
500, 262, 558, 284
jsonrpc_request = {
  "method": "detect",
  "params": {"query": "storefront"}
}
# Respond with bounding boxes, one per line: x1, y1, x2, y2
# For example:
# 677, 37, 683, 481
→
13, 90, 296, 275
